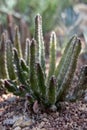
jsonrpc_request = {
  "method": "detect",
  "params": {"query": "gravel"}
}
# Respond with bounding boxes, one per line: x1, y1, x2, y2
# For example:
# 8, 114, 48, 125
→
0, 94, 87, 130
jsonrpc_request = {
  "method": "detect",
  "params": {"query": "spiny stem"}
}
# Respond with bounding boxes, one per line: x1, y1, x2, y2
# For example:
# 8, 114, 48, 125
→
71, 65, 87, 101
48, 31, 56, 81
5, 40, 16, 80
55, 36, 77, 91
25, 38, 30, 66
55, 36, 75, 77
36, 63, 46, 97
30, 39, 38, 93
35, 14, 45, 72
0, 33, 7, 79
48, 75, 56, 105
13, 48, 27, 85
14, 26, 22, 58
57, 38, 81, 101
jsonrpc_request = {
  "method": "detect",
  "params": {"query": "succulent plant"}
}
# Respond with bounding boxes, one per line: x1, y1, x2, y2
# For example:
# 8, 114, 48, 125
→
1, 14, 87, 110
5, 40, 16, 80
0, 33, 7, 79
70, 65, 87, 101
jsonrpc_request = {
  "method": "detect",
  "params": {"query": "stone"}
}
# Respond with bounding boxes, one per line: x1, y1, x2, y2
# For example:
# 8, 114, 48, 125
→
84, 95, 87, 102
21, 120, 33, 128
0, 108, 4, 116
7, 96, 16, 102
32, 128, 46, 130
41, 129, 47, 130
13, 117, 23, 128
22, 127, 30, 130
3, 118, 15, 126
42, 118, 48, 122
39, 122, 45, 128
14, 126, 21, 130
49, 105, 57, 112
13, 116, 33, 128
0, 125, 5, 130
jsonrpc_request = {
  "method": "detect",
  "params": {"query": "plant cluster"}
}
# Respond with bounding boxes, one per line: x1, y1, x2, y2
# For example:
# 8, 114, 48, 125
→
0, 14, 87, 110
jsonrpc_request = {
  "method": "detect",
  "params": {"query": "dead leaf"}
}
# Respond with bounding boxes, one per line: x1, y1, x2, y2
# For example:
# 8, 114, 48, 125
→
33, 100, 39, 113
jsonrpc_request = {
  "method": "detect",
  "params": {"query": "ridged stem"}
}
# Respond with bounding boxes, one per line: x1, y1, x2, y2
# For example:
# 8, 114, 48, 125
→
48, 75, 56, 105
25, 38, 30, 66
55, 36, 77, 91
30, 39, 38, 93
57, 38, 81, 101
48, 31, 56, 81
36, 63, 46, 97
35, 14, 45, 72
5, 40, 16, 80
71, 65, 87, 100
55, 36, 75, 77
14, 26, 22, 58
0, 33, 7, 79
13, 48, 27, 85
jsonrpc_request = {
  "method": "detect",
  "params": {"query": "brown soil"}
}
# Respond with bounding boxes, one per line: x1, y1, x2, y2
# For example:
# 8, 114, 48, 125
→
0, 93, 87, 130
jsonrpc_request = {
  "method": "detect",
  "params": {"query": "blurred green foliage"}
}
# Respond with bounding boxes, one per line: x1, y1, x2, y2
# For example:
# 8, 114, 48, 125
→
14, 0, 76, 33
0, 0, 86, 34
0, 0, 77, 34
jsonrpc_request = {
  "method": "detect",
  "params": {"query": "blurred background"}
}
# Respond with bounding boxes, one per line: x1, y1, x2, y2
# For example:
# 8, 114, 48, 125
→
0, 0, 87, 55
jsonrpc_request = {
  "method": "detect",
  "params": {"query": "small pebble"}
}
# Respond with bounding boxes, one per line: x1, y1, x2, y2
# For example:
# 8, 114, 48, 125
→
84, 96, 87, 102
14, 126, 21, 130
